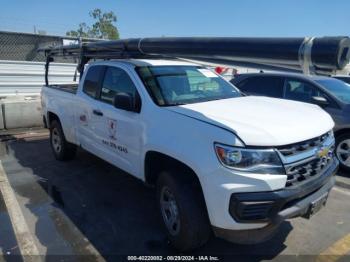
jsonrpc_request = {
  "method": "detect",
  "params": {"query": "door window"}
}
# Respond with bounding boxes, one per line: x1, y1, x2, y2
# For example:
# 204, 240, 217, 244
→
237, 76, 284, 98
100, 67, 138, 104
284, 79, 320, 103
82, 66, 105, 98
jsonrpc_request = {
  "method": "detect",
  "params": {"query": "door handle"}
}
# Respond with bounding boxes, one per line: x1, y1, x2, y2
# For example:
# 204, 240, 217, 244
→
92, 109, 103, 116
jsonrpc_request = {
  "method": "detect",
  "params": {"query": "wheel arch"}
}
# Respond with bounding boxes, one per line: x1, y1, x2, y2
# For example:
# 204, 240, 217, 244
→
144, 151, 200, 185
144, 150, 210, 226
47, 111, 61, 128
334, 128, 350, 138
145, 151, 208, 201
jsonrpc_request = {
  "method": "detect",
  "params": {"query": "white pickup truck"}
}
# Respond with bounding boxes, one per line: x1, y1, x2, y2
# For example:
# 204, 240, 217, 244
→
41, 59, 338, 251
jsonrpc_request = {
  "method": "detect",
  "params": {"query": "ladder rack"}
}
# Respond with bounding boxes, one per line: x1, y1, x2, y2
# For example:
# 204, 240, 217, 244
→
39, 36, 350, 85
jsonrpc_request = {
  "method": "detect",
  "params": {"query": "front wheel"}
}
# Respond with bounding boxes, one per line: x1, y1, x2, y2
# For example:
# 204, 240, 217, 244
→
50, 120, 76, 161
156, 170, 211, 251
336, 133, 350, 172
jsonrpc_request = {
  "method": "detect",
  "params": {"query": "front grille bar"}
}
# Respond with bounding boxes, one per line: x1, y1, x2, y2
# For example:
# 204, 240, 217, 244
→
276, 132, 335, 188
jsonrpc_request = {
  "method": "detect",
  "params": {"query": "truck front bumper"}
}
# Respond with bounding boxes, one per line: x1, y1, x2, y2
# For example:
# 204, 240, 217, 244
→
213, 157, 338, 244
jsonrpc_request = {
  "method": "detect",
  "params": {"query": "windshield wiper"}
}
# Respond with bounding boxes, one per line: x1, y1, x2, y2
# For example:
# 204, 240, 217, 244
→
170, 102, 185, 106
161, 102, 186, 107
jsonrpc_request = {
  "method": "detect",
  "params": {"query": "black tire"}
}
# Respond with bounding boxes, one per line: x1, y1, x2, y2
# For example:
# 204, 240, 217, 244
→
50, 120, 77, 161
156, 170, 211, 251
335, 133, 350, 172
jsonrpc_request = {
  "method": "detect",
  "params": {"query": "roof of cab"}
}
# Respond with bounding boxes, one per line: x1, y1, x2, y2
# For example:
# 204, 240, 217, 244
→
110, 59, 199, 67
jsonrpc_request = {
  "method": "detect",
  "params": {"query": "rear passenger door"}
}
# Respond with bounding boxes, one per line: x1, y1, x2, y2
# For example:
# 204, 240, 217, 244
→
235, 76, 284, 98
77, 65, 106, 155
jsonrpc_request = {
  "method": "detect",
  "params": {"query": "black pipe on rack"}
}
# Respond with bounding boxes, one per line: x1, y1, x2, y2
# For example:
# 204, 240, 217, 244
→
39, 36, 350, 77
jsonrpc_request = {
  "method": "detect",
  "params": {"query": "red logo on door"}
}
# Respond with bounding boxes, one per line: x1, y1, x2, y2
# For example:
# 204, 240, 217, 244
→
108, 119, 117, 140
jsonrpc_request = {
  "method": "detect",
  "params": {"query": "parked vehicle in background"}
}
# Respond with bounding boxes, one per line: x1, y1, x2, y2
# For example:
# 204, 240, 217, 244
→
332, 75, 350, 85
231, 73, 350, 171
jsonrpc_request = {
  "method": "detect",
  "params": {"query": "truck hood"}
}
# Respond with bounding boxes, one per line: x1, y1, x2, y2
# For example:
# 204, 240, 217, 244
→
166, 96, 334, 146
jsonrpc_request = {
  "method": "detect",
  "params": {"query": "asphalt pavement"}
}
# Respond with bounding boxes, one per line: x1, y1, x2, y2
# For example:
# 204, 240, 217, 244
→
0, 132, 349, 261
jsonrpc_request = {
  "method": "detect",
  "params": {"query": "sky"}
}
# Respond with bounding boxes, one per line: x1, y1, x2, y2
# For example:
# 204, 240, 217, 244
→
0, 0, 349, 38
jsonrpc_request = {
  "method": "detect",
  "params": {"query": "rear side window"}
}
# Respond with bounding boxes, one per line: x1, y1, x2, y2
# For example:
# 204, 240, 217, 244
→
83, 66, 105, 98
237, 76, 284, 98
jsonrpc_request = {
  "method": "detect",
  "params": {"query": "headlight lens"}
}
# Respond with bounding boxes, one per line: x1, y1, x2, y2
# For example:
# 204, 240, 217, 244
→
214, 143, 284, 174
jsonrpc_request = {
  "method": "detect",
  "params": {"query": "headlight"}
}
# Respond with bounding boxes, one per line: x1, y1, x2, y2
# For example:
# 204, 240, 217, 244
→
214, 143, 284, 174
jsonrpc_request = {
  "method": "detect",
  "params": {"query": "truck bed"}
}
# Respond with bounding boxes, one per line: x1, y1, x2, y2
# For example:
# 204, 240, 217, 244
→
45, 84, 78, 94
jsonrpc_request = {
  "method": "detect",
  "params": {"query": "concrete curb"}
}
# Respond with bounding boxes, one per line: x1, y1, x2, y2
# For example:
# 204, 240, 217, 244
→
335, 179, 350, 190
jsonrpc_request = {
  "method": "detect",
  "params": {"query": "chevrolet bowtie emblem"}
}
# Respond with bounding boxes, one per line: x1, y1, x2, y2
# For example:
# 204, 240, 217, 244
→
317, 147, 329, 158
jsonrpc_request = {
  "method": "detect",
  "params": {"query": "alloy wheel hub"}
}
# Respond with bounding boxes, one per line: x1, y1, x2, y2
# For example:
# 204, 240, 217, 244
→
336, 139, 350, 167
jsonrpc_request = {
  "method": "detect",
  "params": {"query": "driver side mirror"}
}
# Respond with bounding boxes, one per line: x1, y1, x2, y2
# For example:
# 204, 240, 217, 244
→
311, 96, 329, 107
113, 92, 135, 112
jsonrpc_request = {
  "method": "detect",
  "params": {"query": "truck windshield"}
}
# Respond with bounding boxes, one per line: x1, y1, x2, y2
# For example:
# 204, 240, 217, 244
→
136, 66, 241, 106
315, 79, 350, 104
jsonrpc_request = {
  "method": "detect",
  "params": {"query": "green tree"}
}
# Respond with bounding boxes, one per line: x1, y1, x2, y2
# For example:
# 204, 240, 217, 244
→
66, 23, 90, 38
66, 9, 119, 39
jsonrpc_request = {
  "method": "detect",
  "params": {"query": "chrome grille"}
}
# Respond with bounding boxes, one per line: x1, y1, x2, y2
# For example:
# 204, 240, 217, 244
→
278, 132, 330, 157
285, 153, 333, 187
276, 131, 335, 188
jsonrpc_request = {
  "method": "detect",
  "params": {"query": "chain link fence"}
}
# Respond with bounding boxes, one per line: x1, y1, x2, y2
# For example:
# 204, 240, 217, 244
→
0, 31, 87, 97
0, 31, 96, 63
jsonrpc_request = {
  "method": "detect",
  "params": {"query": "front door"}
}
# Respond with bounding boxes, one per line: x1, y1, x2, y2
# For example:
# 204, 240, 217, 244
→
283, 78, 342, 124
93, 65, 143, 178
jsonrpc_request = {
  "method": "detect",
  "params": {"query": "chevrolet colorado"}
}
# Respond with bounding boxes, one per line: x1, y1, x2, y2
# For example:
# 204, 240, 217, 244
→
41, 59, 338, 251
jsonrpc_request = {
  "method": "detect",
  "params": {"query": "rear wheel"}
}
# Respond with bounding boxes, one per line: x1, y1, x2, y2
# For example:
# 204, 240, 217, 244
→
156, 170, 211, 251
50, 120, 76, 161
336, 133, 350, 172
